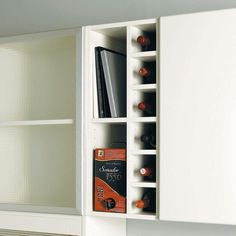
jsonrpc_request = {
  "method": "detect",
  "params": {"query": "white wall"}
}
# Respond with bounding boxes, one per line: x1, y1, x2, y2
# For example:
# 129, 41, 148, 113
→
0, 0, 236, 37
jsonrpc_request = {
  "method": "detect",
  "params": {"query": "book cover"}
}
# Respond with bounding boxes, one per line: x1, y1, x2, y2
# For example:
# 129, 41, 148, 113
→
100, 49, 126, 118
94, 47, 111, 118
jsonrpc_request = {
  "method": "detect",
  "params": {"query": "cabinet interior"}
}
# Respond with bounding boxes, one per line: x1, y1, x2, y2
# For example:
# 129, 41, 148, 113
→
0, 35, 77, 212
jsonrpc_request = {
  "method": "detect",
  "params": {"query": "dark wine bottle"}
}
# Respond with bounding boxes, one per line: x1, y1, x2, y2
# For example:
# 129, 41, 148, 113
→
138, 62, 156, 84
139, 166, 155, 181
137, 32, 156, 51
135, 189, 156, 212
138, 101, 155, 116
140, 132, 156, 149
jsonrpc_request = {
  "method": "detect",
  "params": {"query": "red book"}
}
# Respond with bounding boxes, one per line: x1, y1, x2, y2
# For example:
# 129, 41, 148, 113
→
94, 148, 126, 213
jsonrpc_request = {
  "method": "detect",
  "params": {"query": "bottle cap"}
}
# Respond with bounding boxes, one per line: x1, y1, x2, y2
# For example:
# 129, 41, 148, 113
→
140, 167, 152, 176
138, 102, 147, 111
139, 67, 150, 77
137, 35, 150, 46
135, 199, 150, 209
141, 134, 150, 143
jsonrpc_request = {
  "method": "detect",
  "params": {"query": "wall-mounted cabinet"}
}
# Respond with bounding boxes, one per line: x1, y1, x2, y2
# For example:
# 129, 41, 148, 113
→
83, 19, 158, 221
83, 8, 236, 227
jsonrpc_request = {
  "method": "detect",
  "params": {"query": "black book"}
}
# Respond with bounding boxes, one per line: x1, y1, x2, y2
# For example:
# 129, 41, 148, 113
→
100, 48, 126, 117
94, 47, 111, 118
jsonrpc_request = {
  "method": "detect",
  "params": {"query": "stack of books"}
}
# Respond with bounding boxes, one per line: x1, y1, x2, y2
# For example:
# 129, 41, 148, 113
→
93, 47, 126, 118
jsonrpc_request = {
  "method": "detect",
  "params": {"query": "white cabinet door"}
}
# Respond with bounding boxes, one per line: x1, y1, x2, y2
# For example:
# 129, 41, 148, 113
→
160, 9, 236, 224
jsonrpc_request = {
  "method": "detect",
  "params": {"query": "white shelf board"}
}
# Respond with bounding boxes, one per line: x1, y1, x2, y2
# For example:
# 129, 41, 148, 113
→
131, 117, 156, 123
127, 213, 157, 221
132, 84, 157, 92
132, 51, 156, 61
90, 211, 127, 219
0, 211, 82, 235
0, 119, 74, 127
132, 150, 157, 155
91, 118, 127, 123
131, 182, 157, 188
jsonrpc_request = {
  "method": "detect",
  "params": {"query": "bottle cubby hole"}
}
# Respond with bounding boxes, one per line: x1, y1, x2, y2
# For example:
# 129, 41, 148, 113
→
130, 187, 156, 214
89, 27, 127, 119
131, 59, 156, 85
131, 92, 156, 117
0, 36, 76, 121
131, 24, 156, 53
130, 123, 156, 150
91, 123, 127, 149
131, 155, 156, 183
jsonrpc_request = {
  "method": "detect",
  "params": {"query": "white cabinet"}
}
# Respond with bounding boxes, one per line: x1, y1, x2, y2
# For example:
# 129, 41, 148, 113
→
0, 30, 82, 235
159, 9, 236, 225
82, 8, 236, 227
82, 19, 158, 221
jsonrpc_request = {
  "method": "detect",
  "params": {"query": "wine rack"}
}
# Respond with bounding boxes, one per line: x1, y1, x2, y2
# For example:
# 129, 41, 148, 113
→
83, 18, 158, 220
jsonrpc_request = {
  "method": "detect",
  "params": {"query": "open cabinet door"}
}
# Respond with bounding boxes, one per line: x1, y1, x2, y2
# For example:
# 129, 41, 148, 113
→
160, 9, 236, 224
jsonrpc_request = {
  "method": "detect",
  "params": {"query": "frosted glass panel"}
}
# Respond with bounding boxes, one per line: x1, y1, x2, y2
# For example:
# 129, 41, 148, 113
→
0, 36, 76, 121
0, 125, 75, 207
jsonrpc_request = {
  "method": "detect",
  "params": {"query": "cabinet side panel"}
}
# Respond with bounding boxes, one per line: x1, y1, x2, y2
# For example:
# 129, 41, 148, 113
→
160, 9, 236, 224
76, 27, 84, 214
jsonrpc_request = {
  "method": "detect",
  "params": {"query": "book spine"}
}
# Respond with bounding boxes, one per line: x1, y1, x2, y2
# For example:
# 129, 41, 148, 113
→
95, 48, 105, 118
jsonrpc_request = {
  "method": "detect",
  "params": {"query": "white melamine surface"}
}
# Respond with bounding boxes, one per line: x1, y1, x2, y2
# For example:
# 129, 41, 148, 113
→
0, 211, 81, 235
0, 36, 75, 121
0, 125, 75, 208
160, 9, 236, 224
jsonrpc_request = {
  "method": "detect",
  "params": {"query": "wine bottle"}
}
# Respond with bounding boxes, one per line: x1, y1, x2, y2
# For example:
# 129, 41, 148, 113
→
138, 101, 155, 116
139, 167, 155, 181
103, 198, 116, 209
135, 189, 156, 212
137, 32, 156, 51
140, 132, 156, 149
138, 62, 156, 84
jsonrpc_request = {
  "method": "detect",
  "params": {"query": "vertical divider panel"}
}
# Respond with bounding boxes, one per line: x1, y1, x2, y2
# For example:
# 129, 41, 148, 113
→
156, 19, 160, 219
126, 26, 132, 215
83, 26, 94, 215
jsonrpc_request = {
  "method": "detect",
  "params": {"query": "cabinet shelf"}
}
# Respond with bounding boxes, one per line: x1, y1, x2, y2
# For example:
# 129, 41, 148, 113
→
131, 150, 156, 155
0, 211, 82, 235
90, 211, 127, 219
131, 182, 157, 188
127, 213, 156, 220
132, 51, 156, 61
91, 118, 127, 124
132, 84, 157, 92
0, 119, 74, 127
132, 117, 156, 123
